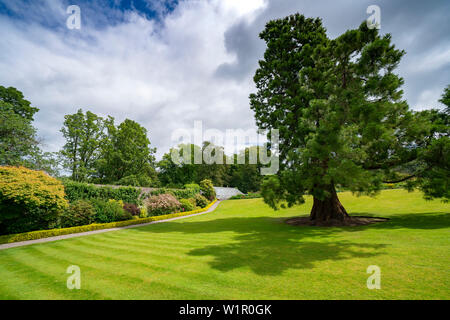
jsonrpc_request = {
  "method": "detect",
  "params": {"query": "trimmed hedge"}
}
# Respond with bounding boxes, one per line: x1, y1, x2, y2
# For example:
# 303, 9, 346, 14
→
229, 192, 262, 200
148, 187, 200, 200
0, 199, 217, 245
63, 181, 142, 205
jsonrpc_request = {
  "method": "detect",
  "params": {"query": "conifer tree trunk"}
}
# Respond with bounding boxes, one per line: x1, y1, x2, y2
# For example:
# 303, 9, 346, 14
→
310, 184, 349, 222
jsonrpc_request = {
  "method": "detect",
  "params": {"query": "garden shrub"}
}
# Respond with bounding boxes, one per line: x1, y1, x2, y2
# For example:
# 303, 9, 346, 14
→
0, 199, 217, 245
229, 192, 261, 200
148, 187, 200, 200
0, 166, 68, 235
148, 188, 167, 196
117, 175, 153, 187
179, 198, 195, 212
194, 194, 209, 208
63, 180, 141, 204
117, 175, 140, 187
199, 179, 216, 200
145, 193, 181, 216
170, 188, 199, 199
184, 183, 201, 192
139, 206, 148, 218
123, 203, 141, 216
90, 199, 131, 223
60, 200, 95, 228
187, 197, 197, 208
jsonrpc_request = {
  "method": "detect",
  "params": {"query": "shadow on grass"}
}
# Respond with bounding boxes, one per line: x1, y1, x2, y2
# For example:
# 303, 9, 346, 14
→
132, 211, 450, 275
133, 216, 392, 275
346, 212, 450, 230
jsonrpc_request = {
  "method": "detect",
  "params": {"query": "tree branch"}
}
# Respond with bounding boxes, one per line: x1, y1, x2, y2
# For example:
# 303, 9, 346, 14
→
382, 174, 415, 184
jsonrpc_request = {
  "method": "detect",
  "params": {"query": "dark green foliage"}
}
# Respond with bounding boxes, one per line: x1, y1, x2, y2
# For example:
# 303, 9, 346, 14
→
117, 174, 153, 187
59, 111, 157, 185
60, 200, 95, 227
194, 194, 208, 208
148, 187, 200, 200
0, 109, 38, 166
157, 143, 264, 192
199, 179, 216, 200
0, 86, 41, 167
439, 85, 450, 115
63, 180, 141, 204
60, 109, 109, 181
117, 175, 140, 186
250, 14, 449, 220
90, 199, 131, 223
97, 119, 157, 183
170, 188, 200, 199
0, 209, 56, 235
229, 192, 262, 200
0, 86, 38, 121
227, 147, 264, 193
412, 133, 450, 201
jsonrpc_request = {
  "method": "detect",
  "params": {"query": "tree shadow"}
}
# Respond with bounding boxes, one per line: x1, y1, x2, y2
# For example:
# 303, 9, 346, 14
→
133, 216, 390, 275
343, 212, 450, 231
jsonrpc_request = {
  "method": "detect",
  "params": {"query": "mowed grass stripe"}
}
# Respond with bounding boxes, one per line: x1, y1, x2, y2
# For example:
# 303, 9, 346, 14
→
0, 190, 448, 299
19, 243, 217, 299
61, 237, 252, 292
102, 229, 233, 246
0, 248, 103, 299
44, 237, 246, 298
29, 244, 205, 299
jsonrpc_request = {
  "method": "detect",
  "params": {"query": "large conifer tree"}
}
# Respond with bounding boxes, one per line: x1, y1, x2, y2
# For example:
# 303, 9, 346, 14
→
250, 14, 446, 224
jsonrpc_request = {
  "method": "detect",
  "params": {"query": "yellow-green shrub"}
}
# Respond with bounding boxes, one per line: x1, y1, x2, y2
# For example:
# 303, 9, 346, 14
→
0, 166, 68, 234
199, 179, 216, 200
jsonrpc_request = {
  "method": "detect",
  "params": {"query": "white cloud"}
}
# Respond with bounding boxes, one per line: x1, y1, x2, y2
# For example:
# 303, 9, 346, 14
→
0, 0, 263, 159
405, 45, 450, 74
0, 0, 448, 159
414, 88, 444, 111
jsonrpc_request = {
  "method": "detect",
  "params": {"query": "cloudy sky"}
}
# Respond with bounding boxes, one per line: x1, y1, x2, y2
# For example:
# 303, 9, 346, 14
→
0, 0, 449, 159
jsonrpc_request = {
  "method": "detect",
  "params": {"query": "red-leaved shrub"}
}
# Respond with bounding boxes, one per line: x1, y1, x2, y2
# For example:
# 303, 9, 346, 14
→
123, 203, 141, 216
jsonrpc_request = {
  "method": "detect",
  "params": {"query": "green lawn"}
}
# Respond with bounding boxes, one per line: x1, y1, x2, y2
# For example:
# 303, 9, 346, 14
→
0, 189, 449, 300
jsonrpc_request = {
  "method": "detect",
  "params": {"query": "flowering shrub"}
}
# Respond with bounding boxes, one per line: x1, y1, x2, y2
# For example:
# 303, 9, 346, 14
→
0, 166, 68, 234
0, 199, 217, 245
145, 193, 181, 216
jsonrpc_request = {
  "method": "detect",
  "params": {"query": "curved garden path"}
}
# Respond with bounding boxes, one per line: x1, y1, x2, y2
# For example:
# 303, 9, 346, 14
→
0, 200, 222, 251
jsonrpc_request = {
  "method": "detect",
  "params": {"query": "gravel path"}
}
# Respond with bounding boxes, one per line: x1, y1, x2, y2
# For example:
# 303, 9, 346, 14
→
0, 200, 222, 251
